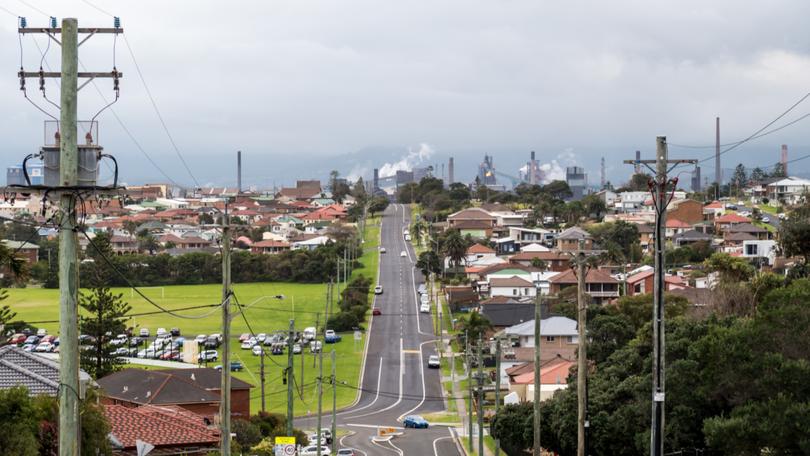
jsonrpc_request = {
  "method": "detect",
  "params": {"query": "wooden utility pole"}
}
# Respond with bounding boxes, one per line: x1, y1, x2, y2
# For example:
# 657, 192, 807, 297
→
58, 18, 80, 456
331, 349, 337, 454
220, 204, 232, 456
576, 238, 587, 456
494, 336, 502, 456
533, 285, 542, 456
477, 335, 484, 456
624, 139, 697, 456
260, 347, 266, 412
316, 344, 324, 456
286, 319, 295, 436
466, 331, 473, 453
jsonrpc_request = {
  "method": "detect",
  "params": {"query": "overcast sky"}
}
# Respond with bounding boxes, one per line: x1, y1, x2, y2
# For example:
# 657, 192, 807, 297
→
1, 0, 809, 187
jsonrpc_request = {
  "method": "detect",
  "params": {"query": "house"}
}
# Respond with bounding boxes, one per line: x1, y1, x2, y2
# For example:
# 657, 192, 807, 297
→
1, 239, 39, 264
0, 345, 93, 398
447, 208, 496, 238
625, 270, 688, 296
104, 404, 219, 455
672, 230, 713, 247
508, 250, 569, 272
97, 368, 253, 419
714, 213, 751, 234
555, 226, 593, 251
277, 180, 322, 201
489, 276, 536, 298
666, 199, 703, 225
291, 235, 332, 251
466, 243, 497, 263
506, 357, 575, 402
250, 239, 291, 254
508, 227, 553, 248
616, 191, 650, 212
480, 203, 526, 227
109, 235, 139, 255
665, 218, 692, 239
742, 240, 777, 265
702, 201, 725, 220
766, 177, 810, 205
637, 224, 655, 252
548, 268, 620, 304
501, 316, 579, 361
493, 237, 517, 255
725, 223, 771, 240
479, 298, 536, 330
445, 286, 479, 311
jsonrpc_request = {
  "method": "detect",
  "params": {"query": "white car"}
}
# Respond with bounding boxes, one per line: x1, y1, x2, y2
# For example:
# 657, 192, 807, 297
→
310, 341, 322, 353
198, 350, 218, 362
299, 446, 331, 456
374, 286, 383, 295
256, 333, 267, 342
420, 293, 430, 304
428, 355, 440, 368
110, 334, 128, 346
241, 338, 257, 349
420, 303, 431, 314
400, 251, 407, 257
380, 247, 387, 253
35, 342, 54, 352
762, 216, 770, 223
307, 434, 327, 446
138, 348, 156, 359
293, 343, 302, 354
195, 334, 207, 344
252, 345, 264, 356
404, 234, 411, 241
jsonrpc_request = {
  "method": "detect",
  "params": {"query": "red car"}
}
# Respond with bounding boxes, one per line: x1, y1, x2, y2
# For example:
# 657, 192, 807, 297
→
8, 334, 26, 345
238, 333, 251, 342
372, 308, 381, 316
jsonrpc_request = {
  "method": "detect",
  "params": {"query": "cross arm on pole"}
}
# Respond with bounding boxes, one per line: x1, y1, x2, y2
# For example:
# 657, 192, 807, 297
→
19, 27, 124, 34
19, 71, 123, 78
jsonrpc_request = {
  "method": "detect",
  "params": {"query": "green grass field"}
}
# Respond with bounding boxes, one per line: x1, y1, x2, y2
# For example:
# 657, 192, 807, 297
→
4, 217, 382, 417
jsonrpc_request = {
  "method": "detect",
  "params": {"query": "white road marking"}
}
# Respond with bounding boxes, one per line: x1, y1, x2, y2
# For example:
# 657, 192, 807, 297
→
346, 423, 404, 430
433, 432, 455, 456
397, 338, 438, 421
338, 359, 384, 418
372, 438, 401, 455
338, 432, 368, 456
388, 438, 405, 456
346, 338, 404, 419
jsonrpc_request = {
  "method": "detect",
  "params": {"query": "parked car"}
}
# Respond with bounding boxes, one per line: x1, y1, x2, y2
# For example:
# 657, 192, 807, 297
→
420, 293, 430, 304
299, 446, 331, 456
310, 341, 322, 353
170, 327, 181, 337
110, 334, 128, 346
403, 415, 429, 428
238, 333, 251, 342
252, 345, 264, 356
139, 328, 150, 337
324, 330, 341, 343
21, 344, 35, 352
195, 334, 208, 344
137, 348, 157, 359
198, 350, 218, 362
379, 247, 386, 253
372, 308, 381, 316
336, 449, 358, 456
256, 333, 267, 343
112, 347, 132, 357
37, 328, 47, 337
762, 216, 771, 223
35, 342, 54, 353
271, 344, 284, 355
404, 234, 411, 241
128, 337, 143, 347
420, 303, 431, 314
241, 338, 257, 350
293, 343, 302, 354
418, 284, 427, 295
303, 327, 317, 342
8, 334, 26, 345
427, 355, 440, 368
319, 428, 333, 444
215, 361, 244, 372
205, 336, 220, 349
25, 335, 40, 345
307, 434, 327, 446
156, 328, 168, 337
374, 286, 383, 295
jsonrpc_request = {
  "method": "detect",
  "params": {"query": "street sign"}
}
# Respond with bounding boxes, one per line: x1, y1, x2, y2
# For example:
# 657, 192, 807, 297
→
274, 436, 296, 456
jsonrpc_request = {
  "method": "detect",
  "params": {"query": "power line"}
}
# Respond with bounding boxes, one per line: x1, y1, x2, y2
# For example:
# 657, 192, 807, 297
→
25, 302, 222, 325
669, 112, 810, 150
80, 0, 115, 18
80, 227, 226, 319
0, 4, 19, 17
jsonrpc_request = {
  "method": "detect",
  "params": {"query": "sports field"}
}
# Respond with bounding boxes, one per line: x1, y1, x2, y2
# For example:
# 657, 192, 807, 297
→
4, 217, 381, 416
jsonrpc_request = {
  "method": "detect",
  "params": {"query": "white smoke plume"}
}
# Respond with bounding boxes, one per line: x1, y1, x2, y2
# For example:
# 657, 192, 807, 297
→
346, 165, 368, 182
518, 148, 576, 184
378, 143, 434, 178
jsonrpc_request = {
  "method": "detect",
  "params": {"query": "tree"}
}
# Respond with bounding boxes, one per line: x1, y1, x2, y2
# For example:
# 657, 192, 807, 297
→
368, 196, 389, 216
704, 252, 755, 283
771, 162, 787, 178
79, 285, 131, 378
779, 206, 810, 262
730, 163, 747, 196
624, 173, 653, 192
490, 402, 533, 456
581, 193, 607, 221
544, 180, 573, 200
442, 229, 468, 274
0, 387, 39, 455
351, 177, 367, 205
588, 221, 640, 263
416, 250, 441, 280
749, 167, 767, 184
459, 312, 492, 344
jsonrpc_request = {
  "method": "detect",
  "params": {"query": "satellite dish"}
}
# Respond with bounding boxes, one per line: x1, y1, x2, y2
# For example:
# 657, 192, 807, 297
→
136, 439, 155, 456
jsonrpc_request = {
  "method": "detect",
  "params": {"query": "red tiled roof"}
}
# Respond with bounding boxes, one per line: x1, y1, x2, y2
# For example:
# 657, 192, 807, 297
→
549, 268, 618, 284
252, 240, 290, 248
509, 251, 568, 262
490, 276, 534, 287
513, 359, 575, 385
105, 404, 219, 449
665, 219, 692, 229
704, 201, 724, 209
715, 213, 751, 223
467, 244, 496, 254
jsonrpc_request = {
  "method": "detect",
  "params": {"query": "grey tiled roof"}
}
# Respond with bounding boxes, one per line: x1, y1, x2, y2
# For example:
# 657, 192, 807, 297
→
0, 345, 91, 396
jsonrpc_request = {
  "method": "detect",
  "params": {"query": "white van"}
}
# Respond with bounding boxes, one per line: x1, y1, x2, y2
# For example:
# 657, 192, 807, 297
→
303, 327, 317, 342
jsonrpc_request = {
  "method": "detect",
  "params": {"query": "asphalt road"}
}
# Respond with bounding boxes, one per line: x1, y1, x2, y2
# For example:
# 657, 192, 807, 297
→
296, 204, 462, 456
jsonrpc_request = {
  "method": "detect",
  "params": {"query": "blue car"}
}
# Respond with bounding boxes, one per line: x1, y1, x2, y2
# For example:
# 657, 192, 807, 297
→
403, 415, 429, 429
324, 330, 342, 344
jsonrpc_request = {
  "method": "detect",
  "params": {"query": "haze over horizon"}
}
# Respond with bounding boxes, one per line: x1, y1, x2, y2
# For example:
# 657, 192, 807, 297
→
2, 0, 810, 187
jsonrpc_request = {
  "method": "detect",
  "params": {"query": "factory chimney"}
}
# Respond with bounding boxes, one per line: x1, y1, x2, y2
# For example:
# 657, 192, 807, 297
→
635, 150, 641, 175
530, 151, 537, 185
237, 150, 242, 194
781, 144, 788, 175
373, 168, 379, 190
448, 157, 454, 186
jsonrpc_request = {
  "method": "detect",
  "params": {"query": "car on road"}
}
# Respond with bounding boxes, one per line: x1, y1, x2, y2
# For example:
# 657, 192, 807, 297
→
420, 302, 431, 313
324, 330, 341, 343
307, 434, 327, 446
403, 415, 429, 428
420, 293, 430, 304
372, 307, 381, 316
198, 350, 218, 362
762, 216, 771, 223
428, 355, 440, 368
337, 449, 358, 456
379, 247, 386, 253
400, 251, 407, 257
374, 285, 383, 294
252, 345, 264, 356
298, 445, 331, 456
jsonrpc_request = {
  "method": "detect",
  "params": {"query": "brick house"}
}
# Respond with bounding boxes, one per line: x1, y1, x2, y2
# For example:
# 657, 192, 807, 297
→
509, 250, 570, 272
555, 226, 593, 251
549, 268, 619, 304
1, 239, 39, 264
97, 368, 253, 419
625, 270, 688, 296
104, 404, 220, 455
666, 199, 703, 225
250, 239, 291, 254
447, 208, 496, 238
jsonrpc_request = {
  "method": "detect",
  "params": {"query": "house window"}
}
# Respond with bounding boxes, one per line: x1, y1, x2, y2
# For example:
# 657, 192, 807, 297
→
568, 336, 578, 344
546, 336, 555, 342
513, 289, 518, 296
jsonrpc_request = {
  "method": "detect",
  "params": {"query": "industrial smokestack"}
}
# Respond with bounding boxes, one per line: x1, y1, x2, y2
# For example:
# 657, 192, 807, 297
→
600, 156, 606, 189
781, 144, 788, 175
237, 150, 242, 194
448, 157, 454, 186
635, 150, 641, 174
373, 168, 379, 190
530, 151, 537, 185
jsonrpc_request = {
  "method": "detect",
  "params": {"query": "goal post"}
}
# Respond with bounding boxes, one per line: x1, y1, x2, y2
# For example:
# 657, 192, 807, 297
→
130, 287, 165, 299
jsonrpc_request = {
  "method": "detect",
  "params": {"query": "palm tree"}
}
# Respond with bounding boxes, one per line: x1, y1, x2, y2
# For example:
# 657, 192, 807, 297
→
442, 230, 468, 275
